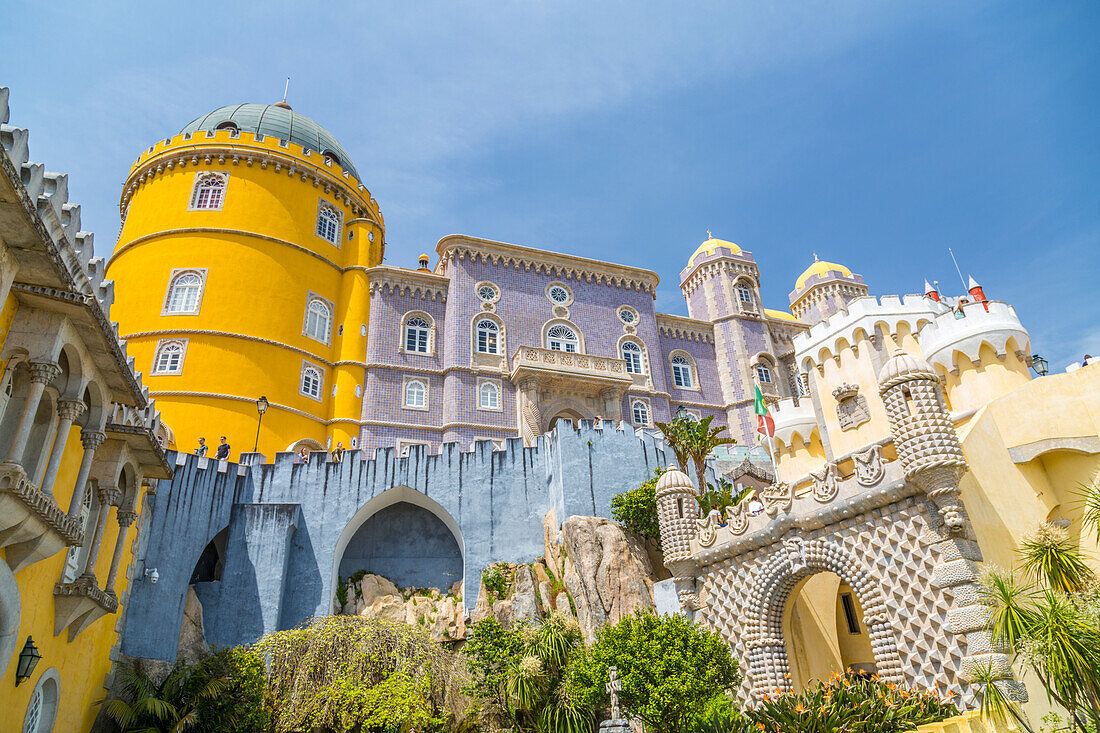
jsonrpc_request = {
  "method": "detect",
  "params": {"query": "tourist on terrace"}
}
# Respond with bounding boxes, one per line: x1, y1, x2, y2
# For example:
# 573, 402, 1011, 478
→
214, 436, 231, 460
331, 442, 345, 463
194, 437, 208, 457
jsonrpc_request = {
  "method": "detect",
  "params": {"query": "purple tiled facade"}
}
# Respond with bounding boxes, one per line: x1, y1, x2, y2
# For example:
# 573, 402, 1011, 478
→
360, 235, 865, 453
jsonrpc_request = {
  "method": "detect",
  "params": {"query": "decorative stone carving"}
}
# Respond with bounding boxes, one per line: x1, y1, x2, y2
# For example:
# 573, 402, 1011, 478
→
725, 501, 748, 535
695, 512, 718, 547
782, 536, 806, 575
852, 444, 885, 486
833, 382, 871, 430
760, 482, 792, 516
809, 462, 839, 503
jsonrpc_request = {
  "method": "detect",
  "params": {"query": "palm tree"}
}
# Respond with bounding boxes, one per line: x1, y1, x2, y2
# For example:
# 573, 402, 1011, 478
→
654, 415, 735, 490
976, 474, 1100, 732
100, 659, 231, 732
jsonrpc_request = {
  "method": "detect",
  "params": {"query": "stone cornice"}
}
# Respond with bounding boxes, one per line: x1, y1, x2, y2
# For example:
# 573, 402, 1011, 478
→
120, 133, 381, 227
54, 574, 119, 614
365, 266, 449, 301
679, 257, 760, 296
655, 313, 714, 343
436, 234, 660, 296
122, 328, 338, 367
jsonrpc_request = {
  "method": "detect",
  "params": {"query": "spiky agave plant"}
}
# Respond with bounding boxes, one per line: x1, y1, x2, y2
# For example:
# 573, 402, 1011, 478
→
969, 659, 1037, 733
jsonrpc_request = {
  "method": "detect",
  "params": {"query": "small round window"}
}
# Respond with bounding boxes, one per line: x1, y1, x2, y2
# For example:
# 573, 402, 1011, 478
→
618, 308, 636, 324
548, 285, 570, 304
478, 284, 499, 302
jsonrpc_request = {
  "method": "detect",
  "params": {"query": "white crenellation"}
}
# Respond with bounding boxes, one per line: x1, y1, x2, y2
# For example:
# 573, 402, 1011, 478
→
917, 300, 1029, 374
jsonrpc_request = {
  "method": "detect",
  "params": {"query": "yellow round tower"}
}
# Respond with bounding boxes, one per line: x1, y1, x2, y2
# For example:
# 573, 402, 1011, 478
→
107, 102, 384, 459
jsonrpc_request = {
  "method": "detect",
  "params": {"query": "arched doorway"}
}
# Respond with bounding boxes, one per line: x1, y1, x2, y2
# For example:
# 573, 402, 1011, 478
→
784, 572, 877, 689
333, 486, 464, 602
549, 409, 586, 431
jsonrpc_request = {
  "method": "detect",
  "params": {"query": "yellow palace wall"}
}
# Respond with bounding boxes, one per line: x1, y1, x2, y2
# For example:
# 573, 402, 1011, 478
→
106, 130, 383, 459
0, 425, 144, 733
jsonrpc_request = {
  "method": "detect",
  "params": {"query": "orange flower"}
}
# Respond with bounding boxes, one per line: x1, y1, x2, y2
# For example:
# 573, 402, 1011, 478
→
795, 703, 806, 713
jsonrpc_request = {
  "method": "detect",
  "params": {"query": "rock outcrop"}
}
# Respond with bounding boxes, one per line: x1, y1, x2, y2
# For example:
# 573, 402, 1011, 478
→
338, 574, 465, 642
346, 509, 658, 641
176, 585, 210, 665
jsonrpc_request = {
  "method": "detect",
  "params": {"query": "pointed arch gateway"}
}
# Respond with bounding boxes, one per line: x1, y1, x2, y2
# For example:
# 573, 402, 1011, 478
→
332, 486, 465, 608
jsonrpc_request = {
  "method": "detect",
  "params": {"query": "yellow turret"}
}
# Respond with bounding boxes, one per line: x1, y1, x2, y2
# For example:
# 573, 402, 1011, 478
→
106, 103, 384, 459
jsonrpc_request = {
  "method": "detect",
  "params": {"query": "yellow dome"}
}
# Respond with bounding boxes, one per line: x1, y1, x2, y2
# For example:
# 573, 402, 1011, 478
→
764, 308, 798, 323
795, 256, 854, 290
689, 233, 741, 265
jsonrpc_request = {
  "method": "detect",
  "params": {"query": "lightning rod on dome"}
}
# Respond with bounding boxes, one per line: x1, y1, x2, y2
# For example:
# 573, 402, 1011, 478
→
283, 77, 290, 102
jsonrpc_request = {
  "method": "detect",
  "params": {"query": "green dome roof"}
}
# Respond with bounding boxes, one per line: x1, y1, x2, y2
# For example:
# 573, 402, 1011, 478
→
181, 103, 360, 180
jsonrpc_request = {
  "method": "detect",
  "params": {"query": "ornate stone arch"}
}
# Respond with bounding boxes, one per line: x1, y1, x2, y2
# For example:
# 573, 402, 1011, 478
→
743, 536, 905, 699
470, 312, 506, 357
542, 318, 584, 353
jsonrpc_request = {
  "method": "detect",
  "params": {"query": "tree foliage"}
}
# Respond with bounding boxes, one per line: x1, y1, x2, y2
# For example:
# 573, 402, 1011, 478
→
100, 655, 236, 732
255, 614, 471, 732
610, 467, 665, 548
655, 415, 735, 488
977, 495, 1100, 732
463, 611, 593, 733
574, 610, 740, 733
696, 478, 753, 517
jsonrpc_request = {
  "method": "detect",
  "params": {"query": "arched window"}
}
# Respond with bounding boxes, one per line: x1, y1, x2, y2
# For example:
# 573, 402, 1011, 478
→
479, 381, 500, 409
304, 298, 332, 343
736, 281, 754, 304
164, 270, 204, 314
300, 364, 322, 399
476, 319, 500, 354
546, 324, 578, 352
316, 201, 342, 244
189, 173, 227, 210
631, 399, 650, 426
152, 340, 186, 375
404, 379, 427, 409
323, 151, 341, 167
756, 364, 773, 384
621, 341, 643, 374
215, 120, 239, 135
404, 316, 431, 353
671, 354, 694, 388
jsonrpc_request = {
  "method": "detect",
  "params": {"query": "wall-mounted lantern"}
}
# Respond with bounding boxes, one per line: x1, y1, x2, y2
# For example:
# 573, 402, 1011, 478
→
15, 636, 41, 686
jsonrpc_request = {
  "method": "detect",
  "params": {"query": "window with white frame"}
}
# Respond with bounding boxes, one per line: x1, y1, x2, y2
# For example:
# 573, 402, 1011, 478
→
315, 201, 342, 244
546, 324, 578, 352
546, 284, 571, 305
300, 363, 323, 400
631, 399, 650, 426
163, 270, 205, 314
477, 283, 499, 303
189, 172, 227, 210
404, 379, 427, 409
479, 381, 500, 409
151, 339, 187, 375
736, 281, 754, 304
404, 316, 431, 353
756, 364, 773, 384
475, 319, 500, 354
671, 354, 694, 388
304, 297, 332, 343
621, 341, 643, 374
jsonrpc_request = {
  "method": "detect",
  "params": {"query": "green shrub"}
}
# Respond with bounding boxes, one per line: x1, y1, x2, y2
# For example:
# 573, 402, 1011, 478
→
482, 563, 511, 598
744, 674, 959, 733
574, 609, 741, 733
611, 467, 665, 547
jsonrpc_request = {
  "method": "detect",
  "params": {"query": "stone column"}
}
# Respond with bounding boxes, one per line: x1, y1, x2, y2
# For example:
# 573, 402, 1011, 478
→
80, 485, 119, 582
67, 430, 106, 517
518, 377, 542, 445
104, 510, 137, 596
39, 399, 86, 496
5, 361, 61, 464
599, 387, 623, 424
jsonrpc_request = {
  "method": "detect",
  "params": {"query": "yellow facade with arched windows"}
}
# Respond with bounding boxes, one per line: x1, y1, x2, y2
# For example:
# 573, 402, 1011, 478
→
107, 121, 384, 459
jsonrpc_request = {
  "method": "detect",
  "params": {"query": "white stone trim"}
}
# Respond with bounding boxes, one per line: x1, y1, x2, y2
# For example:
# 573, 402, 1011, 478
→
302, 292, 335, 346
21, 666, 60, 733
160, 268, 208, 316
299, 360, 325, 402
476, 378, 503, 412
150, 338, 188, 376
187, 171, 228, 211
630, 396, 652, 427
400, 310, 436, 356
668, 349, 700, 392
314, 198, 343, 247
474, 280, 501, 305
545, 281, 574, 307
402, 376, 429, 411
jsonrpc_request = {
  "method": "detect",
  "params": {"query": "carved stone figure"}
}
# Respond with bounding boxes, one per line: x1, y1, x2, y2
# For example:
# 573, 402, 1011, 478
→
809, 462, 839, 503
852, 444, 885, 486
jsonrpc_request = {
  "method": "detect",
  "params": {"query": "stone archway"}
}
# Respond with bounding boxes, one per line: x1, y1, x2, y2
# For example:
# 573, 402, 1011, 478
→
744, 537, 905, 699
332, 486, 464, 606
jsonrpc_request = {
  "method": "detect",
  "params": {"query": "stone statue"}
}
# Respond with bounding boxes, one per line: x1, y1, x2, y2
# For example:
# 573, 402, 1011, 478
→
606, 666, 622, 720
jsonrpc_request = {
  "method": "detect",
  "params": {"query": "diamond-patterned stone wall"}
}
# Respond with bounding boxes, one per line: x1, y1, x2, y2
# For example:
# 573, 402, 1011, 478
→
697, 494, 974, 707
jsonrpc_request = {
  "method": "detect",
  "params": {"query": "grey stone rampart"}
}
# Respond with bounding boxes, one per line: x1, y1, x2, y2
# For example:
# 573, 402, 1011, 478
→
121, 421, 675, 661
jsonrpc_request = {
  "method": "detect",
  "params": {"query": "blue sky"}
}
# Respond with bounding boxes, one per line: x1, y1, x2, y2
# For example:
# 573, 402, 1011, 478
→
3, 2, 1097, 369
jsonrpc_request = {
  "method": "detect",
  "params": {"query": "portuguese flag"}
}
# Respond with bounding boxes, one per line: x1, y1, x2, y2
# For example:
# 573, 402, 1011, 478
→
754, 383, 775, 439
